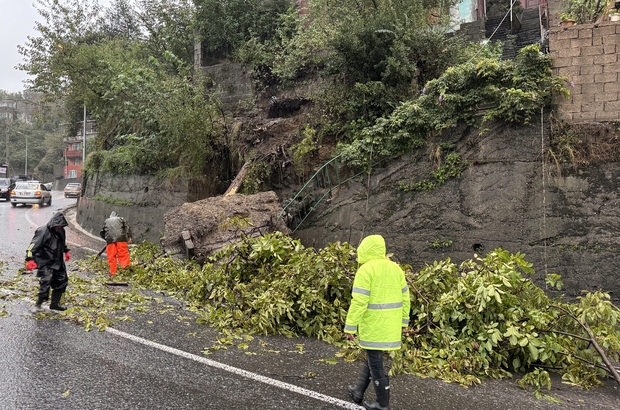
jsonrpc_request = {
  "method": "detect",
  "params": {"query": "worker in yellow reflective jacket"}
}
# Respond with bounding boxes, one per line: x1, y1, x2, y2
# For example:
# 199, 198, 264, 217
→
344, 234, 410, 410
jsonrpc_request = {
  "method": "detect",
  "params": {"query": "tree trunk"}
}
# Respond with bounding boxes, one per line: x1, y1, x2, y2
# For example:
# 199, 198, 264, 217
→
224, 161, 250, 196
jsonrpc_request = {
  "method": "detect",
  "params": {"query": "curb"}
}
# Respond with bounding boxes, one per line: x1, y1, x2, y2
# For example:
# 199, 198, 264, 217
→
62, 203, 107, 244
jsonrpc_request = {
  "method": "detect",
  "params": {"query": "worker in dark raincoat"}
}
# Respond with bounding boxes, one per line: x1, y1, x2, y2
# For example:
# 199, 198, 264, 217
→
25, 212, 71, 312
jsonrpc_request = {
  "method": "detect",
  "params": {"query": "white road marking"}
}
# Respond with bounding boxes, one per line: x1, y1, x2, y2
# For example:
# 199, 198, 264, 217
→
24, 206, 39, 230
106, 327, 363, 409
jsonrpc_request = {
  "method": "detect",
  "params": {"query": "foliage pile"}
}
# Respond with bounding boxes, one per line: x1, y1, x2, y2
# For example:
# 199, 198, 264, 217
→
128, 233, 356, 343
396, 249, 620, 391
91, 237, 620, 391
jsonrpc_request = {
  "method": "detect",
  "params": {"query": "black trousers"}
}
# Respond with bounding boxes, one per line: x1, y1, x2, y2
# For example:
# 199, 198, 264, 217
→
365, 349, 387, 380
37, 266, 68, 299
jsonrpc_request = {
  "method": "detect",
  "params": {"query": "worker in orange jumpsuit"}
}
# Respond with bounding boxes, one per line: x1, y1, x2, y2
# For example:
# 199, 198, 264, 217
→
100, 211, 132, 276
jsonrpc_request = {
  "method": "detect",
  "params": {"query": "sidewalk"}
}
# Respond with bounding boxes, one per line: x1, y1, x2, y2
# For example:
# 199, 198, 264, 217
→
63, 204, 106, 249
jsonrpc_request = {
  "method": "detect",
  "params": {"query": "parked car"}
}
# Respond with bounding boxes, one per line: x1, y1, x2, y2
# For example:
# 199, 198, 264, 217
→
0, 178, 15, 201
64, 183, 82, 198
10, 181, 52, 207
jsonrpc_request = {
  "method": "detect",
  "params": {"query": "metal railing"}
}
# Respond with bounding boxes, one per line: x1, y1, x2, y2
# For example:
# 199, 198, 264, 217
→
279, 155, 365, 232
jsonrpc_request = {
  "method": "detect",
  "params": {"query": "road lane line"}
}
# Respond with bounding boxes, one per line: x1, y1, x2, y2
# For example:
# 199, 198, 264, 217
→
106, 327, 363, 409
24, 207, 39, 230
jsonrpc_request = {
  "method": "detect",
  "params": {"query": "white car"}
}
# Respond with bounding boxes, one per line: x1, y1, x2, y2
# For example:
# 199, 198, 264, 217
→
10, 181, 52, 207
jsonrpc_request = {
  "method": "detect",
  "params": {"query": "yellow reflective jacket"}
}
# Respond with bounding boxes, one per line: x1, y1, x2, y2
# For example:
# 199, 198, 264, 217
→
344, 235, 410, 350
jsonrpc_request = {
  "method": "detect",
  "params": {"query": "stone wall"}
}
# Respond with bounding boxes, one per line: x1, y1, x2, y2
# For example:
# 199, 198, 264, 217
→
52, 177, 80, 191
202, 62, 254, 113
455, 19, 486, 44
295, 122, 620, 303
76, 172, 189, 243
550, 21, 620, 121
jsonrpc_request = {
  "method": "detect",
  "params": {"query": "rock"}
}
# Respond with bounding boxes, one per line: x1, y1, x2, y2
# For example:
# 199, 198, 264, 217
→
161, 191, 289, 262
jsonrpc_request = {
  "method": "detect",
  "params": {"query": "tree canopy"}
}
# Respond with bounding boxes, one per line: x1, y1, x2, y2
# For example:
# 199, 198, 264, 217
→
17, 0, 222, 177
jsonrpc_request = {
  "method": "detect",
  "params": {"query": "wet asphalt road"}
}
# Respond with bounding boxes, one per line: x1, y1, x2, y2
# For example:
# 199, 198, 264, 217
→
1, 193, 619, 409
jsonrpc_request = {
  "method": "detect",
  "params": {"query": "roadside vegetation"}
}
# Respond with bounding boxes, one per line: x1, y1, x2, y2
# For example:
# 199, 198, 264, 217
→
0, 90, 64, 180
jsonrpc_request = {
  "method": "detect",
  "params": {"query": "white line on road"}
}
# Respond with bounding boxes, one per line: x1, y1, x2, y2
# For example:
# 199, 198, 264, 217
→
24, 207, 39, 231
106, 327, 363, 409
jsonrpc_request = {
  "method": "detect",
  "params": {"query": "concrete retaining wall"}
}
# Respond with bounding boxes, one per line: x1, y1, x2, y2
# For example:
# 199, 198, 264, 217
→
295, 122, 620, 303
76, 172, 189, 243
202, 62, 254, 114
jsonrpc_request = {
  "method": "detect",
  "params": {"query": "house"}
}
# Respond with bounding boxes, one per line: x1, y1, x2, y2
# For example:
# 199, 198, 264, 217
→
0, 98, 41, 124
63, 118, 97, 178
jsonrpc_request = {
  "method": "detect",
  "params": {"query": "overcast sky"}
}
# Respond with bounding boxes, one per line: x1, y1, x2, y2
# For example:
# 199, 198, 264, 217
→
0, 0, 111, 94
0, 0, 40, 93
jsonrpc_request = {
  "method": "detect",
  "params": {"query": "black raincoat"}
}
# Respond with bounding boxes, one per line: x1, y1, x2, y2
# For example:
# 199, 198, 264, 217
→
26, 212, 70, 298
26, 212, 69, 269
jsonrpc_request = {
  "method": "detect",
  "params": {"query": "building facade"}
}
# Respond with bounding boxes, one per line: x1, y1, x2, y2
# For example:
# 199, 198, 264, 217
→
0, 98, 41, 124
64, 119, 97, 178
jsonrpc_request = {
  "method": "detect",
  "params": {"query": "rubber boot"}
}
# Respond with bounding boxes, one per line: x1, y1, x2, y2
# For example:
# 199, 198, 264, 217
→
363, 377, 390, 410
49, 291, 67, 311
31, 296, 46, 313
347, 362, 371, 404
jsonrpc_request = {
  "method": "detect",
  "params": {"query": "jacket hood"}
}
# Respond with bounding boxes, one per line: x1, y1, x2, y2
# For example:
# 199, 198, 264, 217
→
110, 211, 118, 218
357, 234, 386, 264
47, 212, 68, 229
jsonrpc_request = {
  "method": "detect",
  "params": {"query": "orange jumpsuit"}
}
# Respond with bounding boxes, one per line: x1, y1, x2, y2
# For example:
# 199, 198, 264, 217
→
100, 211, 132, 276
106, 241, 130, 275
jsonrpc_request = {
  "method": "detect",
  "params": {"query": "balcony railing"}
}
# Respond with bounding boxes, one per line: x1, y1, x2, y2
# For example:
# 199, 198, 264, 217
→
65, 150, 82, 158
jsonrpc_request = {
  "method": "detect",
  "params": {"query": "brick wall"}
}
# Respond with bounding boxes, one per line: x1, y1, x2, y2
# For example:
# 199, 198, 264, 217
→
550, 21, 620, 121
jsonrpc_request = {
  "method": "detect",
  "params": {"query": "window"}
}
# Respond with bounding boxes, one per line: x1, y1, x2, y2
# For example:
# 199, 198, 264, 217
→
69, 170, 77, 178
72, 143, 81, 151
72, 158, 81, 166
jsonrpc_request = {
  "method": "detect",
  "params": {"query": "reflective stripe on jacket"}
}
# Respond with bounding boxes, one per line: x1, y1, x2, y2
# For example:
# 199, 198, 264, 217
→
344, 235, 410, 351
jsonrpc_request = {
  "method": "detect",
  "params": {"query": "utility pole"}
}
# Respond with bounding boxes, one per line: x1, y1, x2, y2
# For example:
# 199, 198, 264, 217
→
4, 122, 8, 168
82, 105, 86, 177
